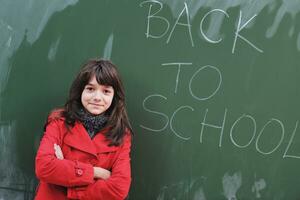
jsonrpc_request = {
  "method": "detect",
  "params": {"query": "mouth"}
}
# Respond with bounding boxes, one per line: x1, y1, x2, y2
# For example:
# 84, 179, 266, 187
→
89, 103, 102, 107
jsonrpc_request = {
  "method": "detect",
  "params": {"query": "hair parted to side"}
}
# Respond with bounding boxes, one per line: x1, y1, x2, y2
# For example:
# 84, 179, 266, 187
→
61, 58, 132, 146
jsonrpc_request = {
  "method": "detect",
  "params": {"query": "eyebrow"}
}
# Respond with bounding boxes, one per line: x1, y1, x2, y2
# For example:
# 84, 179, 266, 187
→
86, 83, 95, 86
103, 86, 113, 90
85, 83, 113, 89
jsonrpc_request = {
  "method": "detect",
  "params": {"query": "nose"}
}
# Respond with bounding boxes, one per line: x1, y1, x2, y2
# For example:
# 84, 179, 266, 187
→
93, 90, 103, 101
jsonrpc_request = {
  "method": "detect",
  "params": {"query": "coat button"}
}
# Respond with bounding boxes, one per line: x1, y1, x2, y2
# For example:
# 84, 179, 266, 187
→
76, 169, 83, 176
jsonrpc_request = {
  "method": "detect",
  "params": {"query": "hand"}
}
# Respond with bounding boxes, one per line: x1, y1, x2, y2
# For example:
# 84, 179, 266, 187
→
54, 143, 64, 160
93, 167, 111, 180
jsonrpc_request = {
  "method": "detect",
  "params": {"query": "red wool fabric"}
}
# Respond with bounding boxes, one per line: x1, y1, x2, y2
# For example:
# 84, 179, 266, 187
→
35, 114, 131, 200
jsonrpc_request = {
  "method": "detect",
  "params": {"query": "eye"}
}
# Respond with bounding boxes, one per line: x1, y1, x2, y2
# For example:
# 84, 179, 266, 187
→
85, 87, 94, 92
104, 89, 112, 94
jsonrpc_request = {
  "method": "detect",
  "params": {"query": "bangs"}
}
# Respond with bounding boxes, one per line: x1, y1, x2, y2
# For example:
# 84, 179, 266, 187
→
94, 62, 118, 87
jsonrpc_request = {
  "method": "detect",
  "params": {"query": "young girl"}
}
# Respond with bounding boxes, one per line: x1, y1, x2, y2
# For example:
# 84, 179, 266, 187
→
35, 59, 132, 200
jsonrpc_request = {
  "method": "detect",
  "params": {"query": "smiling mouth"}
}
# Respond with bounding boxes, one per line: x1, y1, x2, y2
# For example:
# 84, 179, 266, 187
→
89, 103, 102, 106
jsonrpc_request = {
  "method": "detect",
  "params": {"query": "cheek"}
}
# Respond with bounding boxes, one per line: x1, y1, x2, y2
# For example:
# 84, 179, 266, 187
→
81, 92, 90, 104
105, 96, 114, 107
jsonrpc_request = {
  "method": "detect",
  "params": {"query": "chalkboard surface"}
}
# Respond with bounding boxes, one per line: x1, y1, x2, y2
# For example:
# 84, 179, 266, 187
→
1, 0, 300, 199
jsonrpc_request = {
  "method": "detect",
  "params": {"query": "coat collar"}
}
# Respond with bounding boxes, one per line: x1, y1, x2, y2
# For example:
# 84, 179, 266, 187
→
63, 122, 118, 156
64, 122, 97, 157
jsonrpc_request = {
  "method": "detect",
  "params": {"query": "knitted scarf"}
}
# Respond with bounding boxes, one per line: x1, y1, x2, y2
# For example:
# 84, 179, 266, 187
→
77, 109, 108, 138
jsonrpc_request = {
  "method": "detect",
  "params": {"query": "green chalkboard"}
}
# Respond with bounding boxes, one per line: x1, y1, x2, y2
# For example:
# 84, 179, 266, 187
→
1, 0, 300, 199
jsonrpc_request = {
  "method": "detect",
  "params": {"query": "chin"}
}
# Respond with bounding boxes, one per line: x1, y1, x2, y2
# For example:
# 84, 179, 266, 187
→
90, 110, 104, 115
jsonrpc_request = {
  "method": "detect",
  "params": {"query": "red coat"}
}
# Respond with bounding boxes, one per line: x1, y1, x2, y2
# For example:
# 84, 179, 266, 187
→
35, 116, 131, 200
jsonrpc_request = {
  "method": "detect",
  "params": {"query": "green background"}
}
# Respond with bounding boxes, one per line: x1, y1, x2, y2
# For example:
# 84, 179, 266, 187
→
1, 0, 300, 199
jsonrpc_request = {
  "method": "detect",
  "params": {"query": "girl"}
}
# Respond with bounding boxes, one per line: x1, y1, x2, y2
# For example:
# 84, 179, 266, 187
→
35, 59, 132, 200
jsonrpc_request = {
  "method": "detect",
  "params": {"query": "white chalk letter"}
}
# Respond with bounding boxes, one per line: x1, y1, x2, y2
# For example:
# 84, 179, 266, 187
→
162, 62, 192, 93
230, 114, 257, 148
189, 65, 222, 101
140, 94, 169, 132
283, 121, 300, 159
232, 11, 263, 53
255, 118, 284, 155
200, 9, 229, 43
140, 0, 170, 39
200, 108, 227, 147
170, 105, 194, 140
166, 2, 194, 46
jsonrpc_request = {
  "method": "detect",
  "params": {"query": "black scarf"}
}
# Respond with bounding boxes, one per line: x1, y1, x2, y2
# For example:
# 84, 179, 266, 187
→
77, 109, 108, 138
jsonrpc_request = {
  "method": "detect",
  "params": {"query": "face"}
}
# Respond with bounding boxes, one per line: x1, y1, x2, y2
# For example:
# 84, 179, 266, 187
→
81, 76, 114, 115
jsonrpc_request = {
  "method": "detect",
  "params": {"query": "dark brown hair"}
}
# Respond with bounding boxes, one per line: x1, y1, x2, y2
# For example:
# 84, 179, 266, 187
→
61, 59, 132, 146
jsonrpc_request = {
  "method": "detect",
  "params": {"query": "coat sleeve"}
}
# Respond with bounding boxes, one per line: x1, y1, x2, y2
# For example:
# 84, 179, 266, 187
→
35, 119, 94, 187
67, 134, 132, 200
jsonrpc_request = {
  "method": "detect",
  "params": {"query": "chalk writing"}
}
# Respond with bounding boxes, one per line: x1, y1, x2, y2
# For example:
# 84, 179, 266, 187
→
283, 121, 300, 159
140, 0, 264, 53
162, 62, 192, 94
166, 2, 194, 47
140, 61, 300, 159
232, 11, 263, 53
200, 9, 229, 44
200, 108, 227, 147
189, 65, 222, 101
139, 0, 170, 39
230, 114, 257, 148
140, 94, 169, 132
255, 118, 284, 155
170, 105, 193, 140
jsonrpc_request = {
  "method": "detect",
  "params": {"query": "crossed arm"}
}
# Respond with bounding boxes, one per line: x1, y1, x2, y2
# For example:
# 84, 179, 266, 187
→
36, 120, 131, 199
54, 143, 111, 180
